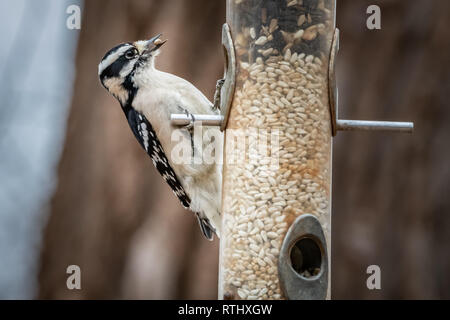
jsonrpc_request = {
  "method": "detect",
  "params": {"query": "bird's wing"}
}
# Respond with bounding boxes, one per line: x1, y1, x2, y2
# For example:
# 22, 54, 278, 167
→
124, 108, 216, 240
125, 108, 191, 208
160, 71, 215, 114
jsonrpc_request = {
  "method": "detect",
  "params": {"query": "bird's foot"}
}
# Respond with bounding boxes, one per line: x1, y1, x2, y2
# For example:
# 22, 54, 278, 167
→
183, 109, 195, 131
213, 78, 225, 111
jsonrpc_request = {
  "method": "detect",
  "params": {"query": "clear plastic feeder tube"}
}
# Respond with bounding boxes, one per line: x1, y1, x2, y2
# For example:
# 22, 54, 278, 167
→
219, 0, 335, 300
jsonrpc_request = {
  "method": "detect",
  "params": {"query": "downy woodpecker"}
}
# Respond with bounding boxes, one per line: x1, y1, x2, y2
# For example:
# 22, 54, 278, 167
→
98, 35, 223, 240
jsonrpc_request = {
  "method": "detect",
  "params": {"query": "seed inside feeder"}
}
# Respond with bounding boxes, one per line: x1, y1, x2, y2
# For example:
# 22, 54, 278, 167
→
154, 38, 167, 46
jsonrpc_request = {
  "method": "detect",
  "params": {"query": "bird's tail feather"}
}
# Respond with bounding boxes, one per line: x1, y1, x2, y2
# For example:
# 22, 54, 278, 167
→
196, 213, 215, 241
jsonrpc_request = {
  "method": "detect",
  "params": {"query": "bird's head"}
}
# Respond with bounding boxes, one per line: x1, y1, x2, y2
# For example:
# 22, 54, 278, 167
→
98, 34, 167, 105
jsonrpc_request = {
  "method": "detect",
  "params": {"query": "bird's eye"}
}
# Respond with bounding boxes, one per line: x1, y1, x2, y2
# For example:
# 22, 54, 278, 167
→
125, 49, 138, 59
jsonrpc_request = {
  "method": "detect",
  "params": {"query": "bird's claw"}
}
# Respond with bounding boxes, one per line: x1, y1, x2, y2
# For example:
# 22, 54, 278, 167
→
184, 110, 195, 131
213, 78, 225, 111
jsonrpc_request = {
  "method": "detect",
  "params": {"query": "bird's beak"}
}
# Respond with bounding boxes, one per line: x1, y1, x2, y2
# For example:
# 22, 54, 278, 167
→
146, 34, 167, 52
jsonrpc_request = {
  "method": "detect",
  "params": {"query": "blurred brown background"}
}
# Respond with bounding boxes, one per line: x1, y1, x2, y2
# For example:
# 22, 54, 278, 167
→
38, 0, 450, 299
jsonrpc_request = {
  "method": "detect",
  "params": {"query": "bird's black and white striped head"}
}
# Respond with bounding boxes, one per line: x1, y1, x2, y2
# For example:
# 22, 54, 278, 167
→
98, 34, 166, 105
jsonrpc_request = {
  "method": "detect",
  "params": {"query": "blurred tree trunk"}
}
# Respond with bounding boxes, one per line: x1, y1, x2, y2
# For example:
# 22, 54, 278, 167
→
39, 0, 450, 300
38, 0, 224, 299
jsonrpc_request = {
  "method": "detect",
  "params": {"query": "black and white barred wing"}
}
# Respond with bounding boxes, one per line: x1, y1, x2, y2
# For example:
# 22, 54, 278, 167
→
125, 108, 191, 209
124, 108, 216, 241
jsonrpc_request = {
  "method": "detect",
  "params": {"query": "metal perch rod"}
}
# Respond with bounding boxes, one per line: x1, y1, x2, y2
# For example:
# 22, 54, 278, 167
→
336, 120, 414, 133
170, 114, 223, 126
171, 115, 414, 134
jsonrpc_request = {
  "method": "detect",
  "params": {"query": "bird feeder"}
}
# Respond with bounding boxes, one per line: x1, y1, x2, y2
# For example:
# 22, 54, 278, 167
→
218, 0, 336, 300
171, 0, 413, 300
